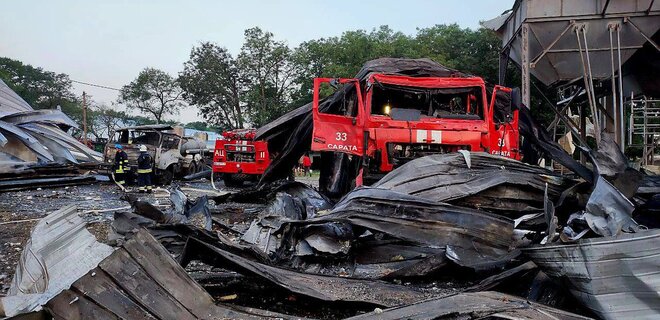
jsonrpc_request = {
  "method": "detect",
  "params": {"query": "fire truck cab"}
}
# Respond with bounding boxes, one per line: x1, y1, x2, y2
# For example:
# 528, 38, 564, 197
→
311, 74, 520, 182
212, 129, 270, 187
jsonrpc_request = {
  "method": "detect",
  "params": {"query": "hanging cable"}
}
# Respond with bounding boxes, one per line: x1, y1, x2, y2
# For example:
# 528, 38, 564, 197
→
70, 79, 121, 91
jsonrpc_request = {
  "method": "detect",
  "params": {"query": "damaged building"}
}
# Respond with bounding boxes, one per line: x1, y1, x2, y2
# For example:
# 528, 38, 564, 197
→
2, 56, 659, 319
1, 1, 659, 319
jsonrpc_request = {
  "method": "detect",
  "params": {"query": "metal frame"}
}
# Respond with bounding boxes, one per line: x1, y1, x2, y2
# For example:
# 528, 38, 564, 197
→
628, 97, 660, 165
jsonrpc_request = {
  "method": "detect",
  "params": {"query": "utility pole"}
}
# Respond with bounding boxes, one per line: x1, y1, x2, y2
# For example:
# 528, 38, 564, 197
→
82, 91, 87, 145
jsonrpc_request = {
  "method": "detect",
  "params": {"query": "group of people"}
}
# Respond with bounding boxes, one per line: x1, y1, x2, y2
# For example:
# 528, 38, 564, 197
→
113, 144, 154, 193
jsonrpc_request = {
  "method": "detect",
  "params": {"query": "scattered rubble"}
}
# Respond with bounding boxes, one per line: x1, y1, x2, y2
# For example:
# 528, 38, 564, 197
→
1, 145, 658, 318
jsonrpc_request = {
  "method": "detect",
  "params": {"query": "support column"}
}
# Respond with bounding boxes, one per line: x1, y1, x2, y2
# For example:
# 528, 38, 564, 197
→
499, 48, 510, 86
521, 23, 531, 108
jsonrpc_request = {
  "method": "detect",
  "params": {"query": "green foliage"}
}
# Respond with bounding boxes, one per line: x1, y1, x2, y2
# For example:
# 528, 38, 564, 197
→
185, 121, 219, 132
119, 67, 183, 123
0, 57, 76, 109
179, 25, 510, 129
180, 27, 300, 129
416, 25, 501, 83
237, 27, 299, 127
287, 24, 502, 107
179, 42, 243, 130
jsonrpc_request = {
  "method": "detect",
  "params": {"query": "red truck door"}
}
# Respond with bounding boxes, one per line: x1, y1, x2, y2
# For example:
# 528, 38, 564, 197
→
489, 85, 520, 159
311, 78, 365, 157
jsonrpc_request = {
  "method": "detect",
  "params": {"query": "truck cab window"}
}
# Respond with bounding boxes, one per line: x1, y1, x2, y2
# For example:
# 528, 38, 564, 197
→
115, 131, 130, 144
371, 84, 483, 120
161, 134, 180, 149
318, 82, 359, 117
131, 131, 160, 145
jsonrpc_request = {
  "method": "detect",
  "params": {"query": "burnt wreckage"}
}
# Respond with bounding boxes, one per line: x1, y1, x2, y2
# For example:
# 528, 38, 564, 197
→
1, 59, 658, 319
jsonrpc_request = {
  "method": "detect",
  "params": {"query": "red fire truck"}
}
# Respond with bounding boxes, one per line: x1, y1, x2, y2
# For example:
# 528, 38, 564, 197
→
212, 129, 270, 187
311, 74, 520, 184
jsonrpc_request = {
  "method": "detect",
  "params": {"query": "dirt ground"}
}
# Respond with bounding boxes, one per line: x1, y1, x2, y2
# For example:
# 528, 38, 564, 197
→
0, 176, 319, 296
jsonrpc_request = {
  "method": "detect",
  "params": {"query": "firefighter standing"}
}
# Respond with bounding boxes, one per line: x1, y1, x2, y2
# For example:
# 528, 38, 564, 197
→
137, 145, 154, 193
113, 144, 128, 186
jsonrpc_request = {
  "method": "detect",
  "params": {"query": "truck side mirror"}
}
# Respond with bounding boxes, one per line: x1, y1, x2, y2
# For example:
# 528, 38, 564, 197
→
511, 87, 522, 110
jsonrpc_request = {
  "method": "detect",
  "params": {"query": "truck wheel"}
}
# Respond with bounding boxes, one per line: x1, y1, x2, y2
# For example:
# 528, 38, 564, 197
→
189, 161, 199, 175
196, 160, 206, 173
223, 174, 244, 187
158, 168, 174, 185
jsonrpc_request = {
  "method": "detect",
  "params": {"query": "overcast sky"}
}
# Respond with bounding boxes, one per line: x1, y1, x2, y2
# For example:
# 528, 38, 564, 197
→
0, 0, 513, 123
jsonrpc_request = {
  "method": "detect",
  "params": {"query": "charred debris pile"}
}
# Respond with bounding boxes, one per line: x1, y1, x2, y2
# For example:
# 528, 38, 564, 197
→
0, 79, 102, 191
2, 142, 657, 319
1, 59, 658, 319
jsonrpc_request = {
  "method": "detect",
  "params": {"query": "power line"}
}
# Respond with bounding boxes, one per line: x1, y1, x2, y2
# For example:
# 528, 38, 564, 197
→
71, 79, 121, 91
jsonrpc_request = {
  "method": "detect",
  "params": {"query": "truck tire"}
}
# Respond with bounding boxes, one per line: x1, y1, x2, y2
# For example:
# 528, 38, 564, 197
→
195, 160, 206, 173
188, 161, 198, 175
158, 167, 174, 185
223, 174, 246, 187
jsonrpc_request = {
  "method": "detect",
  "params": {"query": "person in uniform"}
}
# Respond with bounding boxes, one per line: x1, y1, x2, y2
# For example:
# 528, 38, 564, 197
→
113, 144, 128, 187
136, 145, 154, 193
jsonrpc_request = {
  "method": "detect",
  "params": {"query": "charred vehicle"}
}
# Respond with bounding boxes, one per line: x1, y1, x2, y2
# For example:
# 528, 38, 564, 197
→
104, 124, 208, 184
212, 129, 270, 187
311, 75, 521, 184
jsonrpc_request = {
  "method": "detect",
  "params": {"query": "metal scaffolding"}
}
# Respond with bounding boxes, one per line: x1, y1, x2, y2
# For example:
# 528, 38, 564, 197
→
628, 97, 660, 165
484, 0, 660, 152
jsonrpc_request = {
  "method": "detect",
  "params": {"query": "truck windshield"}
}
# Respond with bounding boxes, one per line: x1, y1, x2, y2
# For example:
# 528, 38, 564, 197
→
371, 84, 483, 120
111, 130, 162, 146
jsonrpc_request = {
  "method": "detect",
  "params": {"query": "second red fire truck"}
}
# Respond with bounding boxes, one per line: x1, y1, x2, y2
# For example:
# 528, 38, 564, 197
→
212, 129, 270, 187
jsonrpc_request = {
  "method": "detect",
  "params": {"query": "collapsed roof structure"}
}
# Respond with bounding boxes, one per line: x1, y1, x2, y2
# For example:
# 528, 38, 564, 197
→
0, 79, 102, 190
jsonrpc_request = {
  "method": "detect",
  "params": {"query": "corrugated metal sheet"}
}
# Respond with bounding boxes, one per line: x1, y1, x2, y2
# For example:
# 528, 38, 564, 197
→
0, 79, 101, 167
524, 229, 660, 320
0, 205, 114, 316
0, 79, 33, 117
484, 0, 660, 87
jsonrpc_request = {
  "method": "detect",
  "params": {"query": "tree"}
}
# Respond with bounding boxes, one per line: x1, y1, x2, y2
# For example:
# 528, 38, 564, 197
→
92, 103, 129, 139
415, 24, 500, 84
179, 42, 244, 129
238, 27, 299, 127
0, 57, 77, 110
289, 26, 418, 106
118, 68, 183, 123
